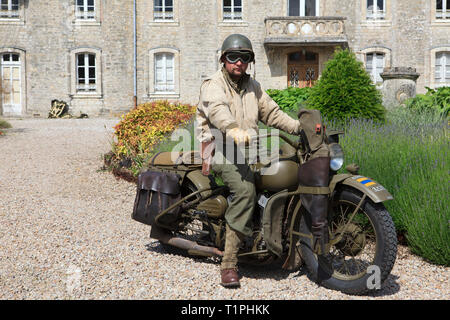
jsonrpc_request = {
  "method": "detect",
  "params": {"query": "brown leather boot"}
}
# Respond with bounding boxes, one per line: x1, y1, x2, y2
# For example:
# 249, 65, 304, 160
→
220, 225, 243, 288
220, 268, 240, 288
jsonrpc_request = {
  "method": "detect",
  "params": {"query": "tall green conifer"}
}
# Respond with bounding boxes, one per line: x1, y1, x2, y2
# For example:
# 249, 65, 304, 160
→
307, 48, 386, 122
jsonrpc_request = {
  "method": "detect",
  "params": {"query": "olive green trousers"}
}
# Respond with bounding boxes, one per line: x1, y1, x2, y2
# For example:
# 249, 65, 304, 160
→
212, 148, 257, 270
211, 160, 256, 238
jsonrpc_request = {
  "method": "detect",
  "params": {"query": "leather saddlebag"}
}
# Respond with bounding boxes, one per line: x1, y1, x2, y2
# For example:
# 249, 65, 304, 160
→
132, 170, 181, 227
298, 109, 329, 159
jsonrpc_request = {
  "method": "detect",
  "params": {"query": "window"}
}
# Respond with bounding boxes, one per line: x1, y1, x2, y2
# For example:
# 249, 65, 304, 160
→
70, 48, 102, 97
436, 0, 450, 19
76, 53, 96, 92
76, 0, 95, 20
365, 52, 385, 84
154, 0, 174, 21
1, 53, 19, 62
223, 0, 242, 20
148, 48, 179, 98
366, 0, 385, 19
155, 53, 174, 92
288, 0, 318, 16
0, 0, 19, 18
435, 52, 450, 85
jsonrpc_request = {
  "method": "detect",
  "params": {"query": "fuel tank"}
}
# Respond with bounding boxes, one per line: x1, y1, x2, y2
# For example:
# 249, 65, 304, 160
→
254, 158, 299, 192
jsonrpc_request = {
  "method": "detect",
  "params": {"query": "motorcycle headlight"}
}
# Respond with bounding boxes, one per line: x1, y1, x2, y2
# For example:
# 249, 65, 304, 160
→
329, 143, 344, 171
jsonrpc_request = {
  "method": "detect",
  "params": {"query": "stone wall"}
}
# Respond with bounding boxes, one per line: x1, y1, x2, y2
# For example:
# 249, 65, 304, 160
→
136, 0, 289, 106
142, 0, 450, 105
0, 0, 134, 117
0, 0, 449, 116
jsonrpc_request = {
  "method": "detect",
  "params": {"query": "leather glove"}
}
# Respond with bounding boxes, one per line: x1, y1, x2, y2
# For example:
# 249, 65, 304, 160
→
227, 127, 251, 145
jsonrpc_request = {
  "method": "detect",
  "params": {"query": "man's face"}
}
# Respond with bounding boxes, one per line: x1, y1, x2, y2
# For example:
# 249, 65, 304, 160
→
222, 51, 250, 79
224, 59, 248, 79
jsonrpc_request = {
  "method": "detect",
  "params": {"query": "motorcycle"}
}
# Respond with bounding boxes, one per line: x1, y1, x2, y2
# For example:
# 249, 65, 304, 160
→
131, 119, 397, 295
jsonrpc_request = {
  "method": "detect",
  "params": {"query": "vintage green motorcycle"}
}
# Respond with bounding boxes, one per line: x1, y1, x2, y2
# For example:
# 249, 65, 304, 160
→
132, 122, 397, 295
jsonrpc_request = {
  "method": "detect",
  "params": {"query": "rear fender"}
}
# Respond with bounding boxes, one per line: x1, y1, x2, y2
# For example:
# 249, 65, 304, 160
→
330, 174, 393, 203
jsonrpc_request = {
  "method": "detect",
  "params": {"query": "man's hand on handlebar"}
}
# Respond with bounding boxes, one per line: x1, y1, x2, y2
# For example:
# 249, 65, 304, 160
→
227, 127, 251, 145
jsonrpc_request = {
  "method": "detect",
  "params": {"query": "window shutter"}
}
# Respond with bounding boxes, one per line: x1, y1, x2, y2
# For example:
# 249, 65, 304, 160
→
444, 52, 450, 81
166, 54, 174, 91
155, 54, 165, 91
375, 53, 384, 83
435, 53, 444, 81
365, 53, 373, 80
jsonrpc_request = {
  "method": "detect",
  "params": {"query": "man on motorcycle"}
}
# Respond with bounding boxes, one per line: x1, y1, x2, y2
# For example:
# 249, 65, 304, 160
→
196, 34, 310, 288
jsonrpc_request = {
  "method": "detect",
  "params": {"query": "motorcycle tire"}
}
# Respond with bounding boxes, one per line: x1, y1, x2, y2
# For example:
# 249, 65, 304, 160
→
299, 188, 397, 295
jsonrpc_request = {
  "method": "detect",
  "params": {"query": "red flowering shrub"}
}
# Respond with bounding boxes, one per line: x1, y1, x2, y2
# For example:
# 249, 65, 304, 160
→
0, 118, 12, 135
108, 100, 196, 176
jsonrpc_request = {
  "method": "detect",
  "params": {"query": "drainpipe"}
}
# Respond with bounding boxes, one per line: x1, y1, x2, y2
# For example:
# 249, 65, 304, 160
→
133, 0, 137, 108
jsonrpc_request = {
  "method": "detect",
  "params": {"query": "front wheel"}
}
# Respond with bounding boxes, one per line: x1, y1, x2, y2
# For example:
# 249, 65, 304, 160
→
299, 188, 397, 295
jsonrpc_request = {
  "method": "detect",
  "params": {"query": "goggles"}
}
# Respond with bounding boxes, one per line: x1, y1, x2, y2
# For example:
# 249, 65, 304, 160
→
225, 51, 253, 64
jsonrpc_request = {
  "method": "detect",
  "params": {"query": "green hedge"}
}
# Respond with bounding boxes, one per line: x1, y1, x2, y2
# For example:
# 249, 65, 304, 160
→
404, 86, 450, 117
266, 87, 311, 112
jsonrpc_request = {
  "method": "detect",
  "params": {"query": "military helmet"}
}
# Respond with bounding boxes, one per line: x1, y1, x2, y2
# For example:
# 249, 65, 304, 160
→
220, 34, 255, 62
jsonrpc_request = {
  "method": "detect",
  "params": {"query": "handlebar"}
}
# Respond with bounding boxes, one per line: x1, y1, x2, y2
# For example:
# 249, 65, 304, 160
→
251, 133, 300, 150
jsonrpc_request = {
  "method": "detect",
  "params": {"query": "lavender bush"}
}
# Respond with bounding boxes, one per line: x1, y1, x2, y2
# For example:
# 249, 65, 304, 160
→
336, 108, 449, 266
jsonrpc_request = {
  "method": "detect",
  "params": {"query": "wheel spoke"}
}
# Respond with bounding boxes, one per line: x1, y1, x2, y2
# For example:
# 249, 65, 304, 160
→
299, 190, 397, 293
327, 199, 378, 280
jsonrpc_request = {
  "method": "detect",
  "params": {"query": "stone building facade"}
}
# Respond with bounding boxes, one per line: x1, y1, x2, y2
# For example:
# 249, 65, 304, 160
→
0, 0, 135, 117
0, 0, 449, 117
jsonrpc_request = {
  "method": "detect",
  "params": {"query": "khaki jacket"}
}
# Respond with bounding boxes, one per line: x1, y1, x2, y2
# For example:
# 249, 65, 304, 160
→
196, 69, 300, 143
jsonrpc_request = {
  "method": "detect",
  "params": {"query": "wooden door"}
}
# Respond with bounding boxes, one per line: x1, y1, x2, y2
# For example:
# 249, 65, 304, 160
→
287, 51, 318, 88
1, 53, 21, 115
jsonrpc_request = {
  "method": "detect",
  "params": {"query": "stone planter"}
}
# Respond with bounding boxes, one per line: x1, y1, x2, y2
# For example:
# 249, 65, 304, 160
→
380, 67, 420, 109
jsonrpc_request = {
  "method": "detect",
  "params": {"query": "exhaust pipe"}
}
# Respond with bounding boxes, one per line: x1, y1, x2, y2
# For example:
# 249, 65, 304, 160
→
165, 236, 223, 257
153, 227, 223, 257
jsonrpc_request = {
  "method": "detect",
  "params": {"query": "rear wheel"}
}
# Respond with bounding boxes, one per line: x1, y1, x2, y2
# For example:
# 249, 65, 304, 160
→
299, 188, 397, 295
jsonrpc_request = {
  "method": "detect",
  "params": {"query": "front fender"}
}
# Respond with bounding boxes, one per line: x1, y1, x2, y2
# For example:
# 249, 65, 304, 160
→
330, 174, 393, 203
185, 169, 216, 198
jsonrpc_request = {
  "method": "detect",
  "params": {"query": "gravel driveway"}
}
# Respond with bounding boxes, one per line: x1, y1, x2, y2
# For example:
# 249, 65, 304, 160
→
0, 118, 448, 300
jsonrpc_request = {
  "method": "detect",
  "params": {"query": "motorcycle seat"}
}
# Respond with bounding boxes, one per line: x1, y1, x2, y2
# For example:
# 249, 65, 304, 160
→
150, 151, 202, 167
